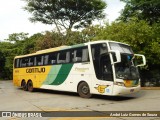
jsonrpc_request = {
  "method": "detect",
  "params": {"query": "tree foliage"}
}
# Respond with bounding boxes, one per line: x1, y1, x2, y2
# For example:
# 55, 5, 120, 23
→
0, 41, 15, 79
91, 20, 160, 68
6, 32, 28, 42
117, 0, 160, 85
0, 22, 160, 86
35, 31, 64, 50
0, 51, 5, 79
24, 0, 107, 32
119, 0, 160, 24
0, 0, 159, 86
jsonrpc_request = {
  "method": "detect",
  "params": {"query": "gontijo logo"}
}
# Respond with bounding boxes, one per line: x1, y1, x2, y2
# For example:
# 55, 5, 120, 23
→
26, 67, 45, 73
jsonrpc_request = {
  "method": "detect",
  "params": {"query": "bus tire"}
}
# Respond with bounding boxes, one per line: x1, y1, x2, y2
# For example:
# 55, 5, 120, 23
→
21, 80, 28, 91
27, 80, 34, 92
78, 82, 92, 98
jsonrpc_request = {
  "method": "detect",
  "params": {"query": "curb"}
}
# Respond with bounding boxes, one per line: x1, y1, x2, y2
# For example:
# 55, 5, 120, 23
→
141, 87, 160, 90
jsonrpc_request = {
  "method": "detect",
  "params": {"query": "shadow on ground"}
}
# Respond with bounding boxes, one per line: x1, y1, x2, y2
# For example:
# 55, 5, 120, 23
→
18, 87, 146, 101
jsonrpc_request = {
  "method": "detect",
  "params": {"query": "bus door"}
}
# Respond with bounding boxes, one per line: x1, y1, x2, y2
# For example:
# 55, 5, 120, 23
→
91, 43, 114, 95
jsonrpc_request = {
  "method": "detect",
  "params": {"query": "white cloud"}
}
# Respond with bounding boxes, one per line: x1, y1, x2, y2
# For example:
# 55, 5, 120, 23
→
0, 0, 53, 41
0, 0, 125, 41
104, 0, 125, 23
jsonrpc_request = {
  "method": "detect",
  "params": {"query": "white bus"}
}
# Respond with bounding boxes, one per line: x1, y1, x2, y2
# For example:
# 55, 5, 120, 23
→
13, 40, 146, 98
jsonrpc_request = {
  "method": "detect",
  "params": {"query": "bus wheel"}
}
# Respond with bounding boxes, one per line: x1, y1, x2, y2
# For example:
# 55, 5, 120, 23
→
78, 82, 92, 98
21, 80, 28, 91
27, 80, 34, 92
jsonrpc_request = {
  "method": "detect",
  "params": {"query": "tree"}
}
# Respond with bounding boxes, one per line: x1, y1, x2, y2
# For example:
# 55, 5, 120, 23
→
86, 20, 160, 68
0, 42, 15, 79
119, 0, 160, 24
35, 31, 64, 50
23, 33, 44, 54
0, 51, 5, 79
85, 20, 160, 86
6, 32, 28, 42
24, 0, 107, 32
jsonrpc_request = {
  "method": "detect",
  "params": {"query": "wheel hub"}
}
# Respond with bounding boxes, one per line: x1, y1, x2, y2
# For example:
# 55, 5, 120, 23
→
82, 86, 88, 94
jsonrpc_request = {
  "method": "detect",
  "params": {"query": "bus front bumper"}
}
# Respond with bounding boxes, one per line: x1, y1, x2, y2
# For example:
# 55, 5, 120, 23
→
112, 85, 141, 96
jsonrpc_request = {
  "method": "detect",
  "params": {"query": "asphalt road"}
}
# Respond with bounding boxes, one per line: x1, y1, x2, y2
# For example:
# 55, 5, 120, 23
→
0, 80, 160, 120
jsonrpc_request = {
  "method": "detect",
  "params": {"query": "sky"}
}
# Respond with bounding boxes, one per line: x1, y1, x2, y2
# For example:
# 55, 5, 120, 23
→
0, 0, 125, 41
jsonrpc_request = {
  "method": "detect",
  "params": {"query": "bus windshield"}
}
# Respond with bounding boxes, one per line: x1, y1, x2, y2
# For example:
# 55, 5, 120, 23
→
109, 42, 139, 80
114, 54, 139, 80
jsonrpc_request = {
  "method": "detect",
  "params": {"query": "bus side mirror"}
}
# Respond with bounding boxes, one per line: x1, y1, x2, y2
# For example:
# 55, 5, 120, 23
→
134, 54, 146, 67
109, 50, 121, 64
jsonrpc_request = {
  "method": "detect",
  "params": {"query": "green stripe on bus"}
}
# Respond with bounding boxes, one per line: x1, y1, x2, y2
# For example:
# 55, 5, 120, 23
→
43, 65, 62, 85
70, 43, 85, 48
49, 63, 73, 85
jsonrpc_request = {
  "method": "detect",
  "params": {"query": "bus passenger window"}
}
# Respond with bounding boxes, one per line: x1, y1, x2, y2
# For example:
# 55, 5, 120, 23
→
76, 49, 82, 61
21, 58, 28, 67
57, 51, 67, 64
66, 51, 70, 63
19, 59, 22, 68
39, 56, 44, 65
56, 51, 71, 64
72, 47, 89, 63
35, 55, 44, 66
28, 57, 34, 67
44, 55, 49, 65
72, 49, 82, 62
15, 59, 19, 68
49, 53, 57, 65
82, 48, 89, 62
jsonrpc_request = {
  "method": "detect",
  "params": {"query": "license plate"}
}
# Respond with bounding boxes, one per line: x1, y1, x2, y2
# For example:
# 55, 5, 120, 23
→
130, 89, 134, 92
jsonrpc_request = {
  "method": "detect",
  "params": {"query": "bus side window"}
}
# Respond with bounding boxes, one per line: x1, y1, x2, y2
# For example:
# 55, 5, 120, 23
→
19, 59, 22, 68
35, 55, 44, 66
57, 51, 68, 64
21, 58, 28, 67
49, 52, 57, 65
28, 57, 34, 67
82, 48, 89, 62
21, 59, 25, 67
15, 59, 19, 68
44, 55, 49, 65
66, 51, 70, 63
72, 48, 82, 62
72, 47, 89, 63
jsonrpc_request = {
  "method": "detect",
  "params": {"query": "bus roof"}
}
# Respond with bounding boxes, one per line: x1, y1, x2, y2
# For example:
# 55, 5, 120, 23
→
14, 45, 70, 58
14, 40, 129, 59
36, 45, 69, 53
87, 40, 129, 46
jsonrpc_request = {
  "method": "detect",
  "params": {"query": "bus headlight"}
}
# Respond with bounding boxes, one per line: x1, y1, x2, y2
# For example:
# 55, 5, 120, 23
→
114, 82, 125, 86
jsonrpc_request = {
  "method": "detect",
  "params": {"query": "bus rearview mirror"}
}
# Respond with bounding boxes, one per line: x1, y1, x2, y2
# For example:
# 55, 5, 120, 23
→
133, 54, 146, 67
